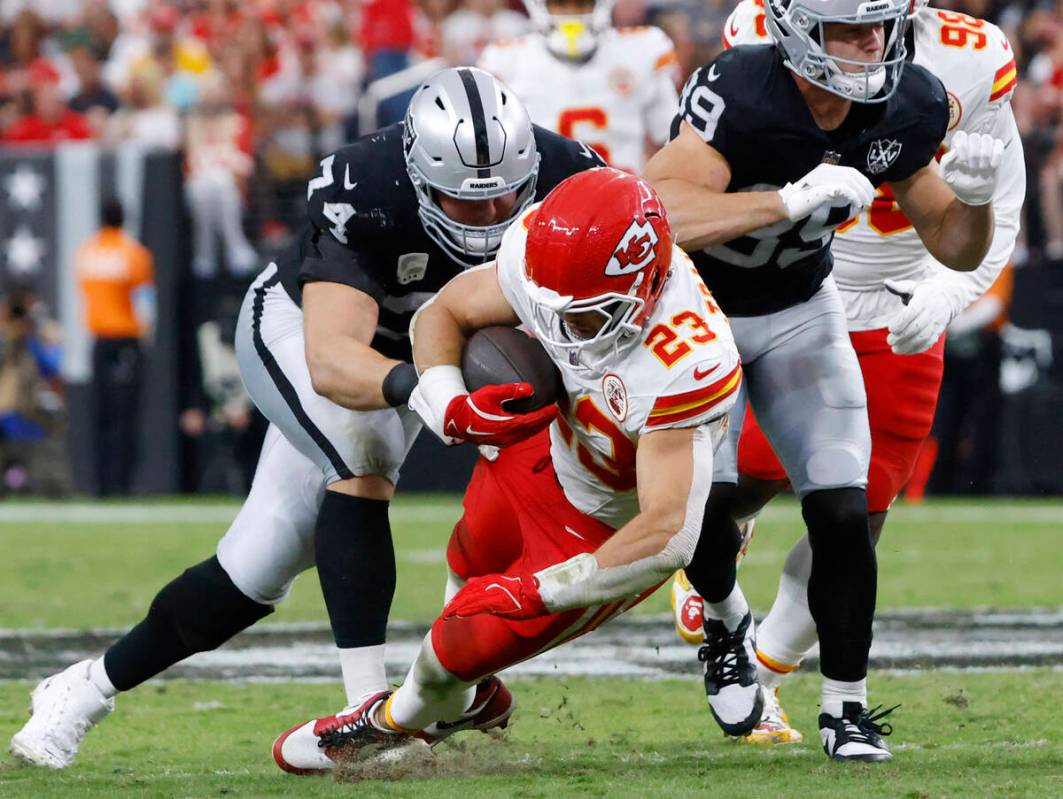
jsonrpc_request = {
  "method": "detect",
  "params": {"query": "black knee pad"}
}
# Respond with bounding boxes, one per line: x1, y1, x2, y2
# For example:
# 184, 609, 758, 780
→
801, 487, 873, 558
149, 556, 273, 653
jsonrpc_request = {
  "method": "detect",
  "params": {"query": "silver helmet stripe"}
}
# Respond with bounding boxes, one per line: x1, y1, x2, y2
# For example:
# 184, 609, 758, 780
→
457, 68, 493, 178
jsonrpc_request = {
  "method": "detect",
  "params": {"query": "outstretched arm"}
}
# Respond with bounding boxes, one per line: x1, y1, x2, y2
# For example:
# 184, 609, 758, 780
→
444, 423, 719, 619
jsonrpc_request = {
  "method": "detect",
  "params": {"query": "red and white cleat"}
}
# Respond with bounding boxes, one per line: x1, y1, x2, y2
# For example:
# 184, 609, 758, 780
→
272, 691, 424, 775
742, 686, 804, 745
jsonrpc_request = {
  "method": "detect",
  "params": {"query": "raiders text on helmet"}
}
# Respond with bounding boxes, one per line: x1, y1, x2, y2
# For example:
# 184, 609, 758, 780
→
404, 67, 540, 266
765, 0, 910, 103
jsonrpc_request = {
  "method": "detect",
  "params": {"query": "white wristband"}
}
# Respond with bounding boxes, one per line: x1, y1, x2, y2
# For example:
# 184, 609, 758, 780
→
407, 364, 467, 445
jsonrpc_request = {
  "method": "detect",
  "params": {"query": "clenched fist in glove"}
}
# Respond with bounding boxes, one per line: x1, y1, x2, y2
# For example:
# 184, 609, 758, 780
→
884, 278, 958, 355
443, 383, 557, 447
940, 130, 1004, 207
778, 163, 875, 221
443, 573, 547, 620
409, 365, 556, 447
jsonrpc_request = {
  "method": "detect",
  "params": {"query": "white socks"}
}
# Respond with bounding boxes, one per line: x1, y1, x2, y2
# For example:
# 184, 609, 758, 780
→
87, 657, 118, 699
387, 634, 474, 732
821, 677, 867, 718
339, 644, 388, 707
703, 582, 749, 633
755, 533, 818, 688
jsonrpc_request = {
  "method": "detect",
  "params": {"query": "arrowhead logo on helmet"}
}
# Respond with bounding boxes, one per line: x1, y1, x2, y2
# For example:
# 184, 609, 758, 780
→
605, 219, 660, 276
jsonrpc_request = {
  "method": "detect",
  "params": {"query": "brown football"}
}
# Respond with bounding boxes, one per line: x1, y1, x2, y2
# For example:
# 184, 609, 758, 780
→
461, 326, 563, 413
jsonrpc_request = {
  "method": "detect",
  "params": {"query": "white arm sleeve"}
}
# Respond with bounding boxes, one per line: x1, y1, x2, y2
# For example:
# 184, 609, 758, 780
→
534, 423, 716, 612
929, 107, 1025, 314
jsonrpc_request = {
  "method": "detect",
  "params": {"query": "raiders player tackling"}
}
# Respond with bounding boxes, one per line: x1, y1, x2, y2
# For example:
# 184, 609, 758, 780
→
11, 68, 603, 770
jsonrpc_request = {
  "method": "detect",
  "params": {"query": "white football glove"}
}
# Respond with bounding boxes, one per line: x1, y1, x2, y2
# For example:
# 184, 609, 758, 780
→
940, 130, 1004, 207
777, 164, 875, 221
883, 278, 956, 355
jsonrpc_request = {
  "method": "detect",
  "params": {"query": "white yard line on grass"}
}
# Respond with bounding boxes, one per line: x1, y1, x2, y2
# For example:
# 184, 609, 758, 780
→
3, 609, 1062, 681
0, 503, 463, 525
0, 500, 1060, 525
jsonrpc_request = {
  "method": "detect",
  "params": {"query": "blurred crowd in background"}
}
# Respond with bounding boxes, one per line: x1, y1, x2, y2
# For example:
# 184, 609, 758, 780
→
3, 0, 1062, 259
0, 0, 1061, 497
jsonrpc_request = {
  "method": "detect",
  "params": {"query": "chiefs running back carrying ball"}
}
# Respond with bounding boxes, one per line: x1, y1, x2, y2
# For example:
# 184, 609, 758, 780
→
271, 168, 743, 771
672, 0, 1024, 748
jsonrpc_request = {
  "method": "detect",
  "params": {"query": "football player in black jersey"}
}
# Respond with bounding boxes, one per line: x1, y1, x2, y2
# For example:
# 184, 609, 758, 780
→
643, 0, 1004, 762
10, 67, 604, 772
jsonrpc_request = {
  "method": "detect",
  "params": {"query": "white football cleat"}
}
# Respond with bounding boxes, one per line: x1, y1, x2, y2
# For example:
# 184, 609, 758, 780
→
742, 686, 803, 745
10, 660, 115, 768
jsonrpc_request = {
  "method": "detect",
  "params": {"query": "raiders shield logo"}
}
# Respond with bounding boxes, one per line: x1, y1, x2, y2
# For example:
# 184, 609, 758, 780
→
602, 373, 628, 422
397, 253, 429, 285
867, 139, 903, 175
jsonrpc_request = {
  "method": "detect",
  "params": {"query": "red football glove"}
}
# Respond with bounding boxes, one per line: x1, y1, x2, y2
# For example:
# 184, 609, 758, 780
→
443, 383, 557, 448
443, 573, 548, 620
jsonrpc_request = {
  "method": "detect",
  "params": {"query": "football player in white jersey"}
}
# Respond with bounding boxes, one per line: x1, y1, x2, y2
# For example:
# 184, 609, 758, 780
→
271, 168, 745, 770
478, 1, 680, 173
672, 0, 1025, 745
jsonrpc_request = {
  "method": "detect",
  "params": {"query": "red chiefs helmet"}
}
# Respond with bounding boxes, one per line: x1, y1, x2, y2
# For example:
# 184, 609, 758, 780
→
522, 167, 673, 371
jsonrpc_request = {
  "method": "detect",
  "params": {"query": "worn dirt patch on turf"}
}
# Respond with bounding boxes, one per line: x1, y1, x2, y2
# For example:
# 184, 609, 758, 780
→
2, 608, 1062, 682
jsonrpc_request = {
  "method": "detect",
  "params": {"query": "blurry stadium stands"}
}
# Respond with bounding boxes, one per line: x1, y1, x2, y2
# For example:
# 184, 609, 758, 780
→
0, 0, 1060, 495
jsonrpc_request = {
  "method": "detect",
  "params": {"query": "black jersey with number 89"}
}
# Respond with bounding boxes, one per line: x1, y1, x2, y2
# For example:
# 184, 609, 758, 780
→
671, 44, 948, 317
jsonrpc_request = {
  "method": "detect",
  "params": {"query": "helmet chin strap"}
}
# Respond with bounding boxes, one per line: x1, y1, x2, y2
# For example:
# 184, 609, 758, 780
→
826, 61, 886, 100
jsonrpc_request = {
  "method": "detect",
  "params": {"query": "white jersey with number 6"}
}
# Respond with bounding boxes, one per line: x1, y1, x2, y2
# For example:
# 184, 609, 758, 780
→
723, 1, 1025, 330
479, 26, 680, 174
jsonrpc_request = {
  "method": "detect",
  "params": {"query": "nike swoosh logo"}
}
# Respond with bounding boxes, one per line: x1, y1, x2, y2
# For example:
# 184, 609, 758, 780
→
464, 427, 494, 437
707, 65, 721, 82
344, 164, 357, 191
434, 716, 471, 731
694, 364, 720, 380
727, 20, 739, 40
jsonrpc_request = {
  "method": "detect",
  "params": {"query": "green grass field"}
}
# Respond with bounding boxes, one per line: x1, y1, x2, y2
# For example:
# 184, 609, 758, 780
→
1, 496, 1060, 629
0, 496, 1061, 797
1, 673, 1061, 798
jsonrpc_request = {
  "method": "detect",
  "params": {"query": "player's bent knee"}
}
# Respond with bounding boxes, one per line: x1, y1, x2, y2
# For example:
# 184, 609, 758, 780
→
802, 488, 869, 538
150, 556, 273, 654
326, 474, 394, 500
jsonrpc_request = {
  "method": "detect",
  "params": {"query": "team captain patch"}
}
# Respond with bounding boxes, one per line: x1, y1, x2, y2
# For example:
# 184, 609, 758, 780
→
867, 138, 903, 175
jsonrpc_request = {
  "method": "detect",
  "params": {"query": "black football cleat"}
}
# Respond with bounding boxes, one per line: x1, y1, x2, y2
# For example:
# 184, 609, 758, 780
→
819, 702, 898, 762
698, 611, 763, 736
